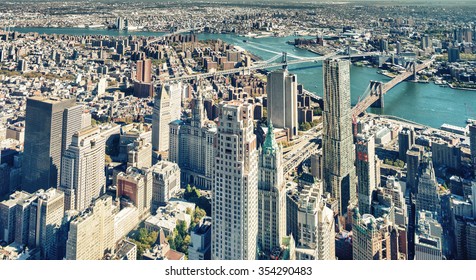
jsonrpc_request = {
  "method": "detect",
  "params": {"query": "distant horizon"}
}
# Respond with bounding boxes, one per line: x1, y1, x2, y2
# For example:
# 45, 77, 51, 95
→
4, 0, 476, 4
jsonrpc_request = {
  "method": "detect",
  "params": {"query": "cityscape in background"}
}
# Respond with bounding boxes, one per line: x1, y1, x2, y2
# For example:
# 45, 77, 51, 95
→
0, 0, 476, 261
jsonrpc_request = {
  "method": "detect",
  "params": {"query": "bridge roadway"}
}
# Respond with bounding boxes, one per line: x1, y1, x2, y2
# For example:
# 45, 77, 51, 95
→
351, 58, 434, 118
164, 52, 379, 83
282, 126, 322, 174
147, 27, 203, 44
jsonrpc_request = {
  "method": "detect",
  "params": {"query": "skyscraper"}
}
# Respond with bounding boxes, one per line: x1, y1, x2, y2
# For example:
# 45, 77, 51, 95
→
290, 182, 335, 260
406, 145, 424, 194
414, 211, 443, 260
470, 123, 476, 177
168, 93, 216, 190
29, 188, 65, 260
116, 167, 153, 219
267, 68, 298, 137
134, 59, 154, 98
136, 59, 152, 83
22, 97, 79, 193
160, 83, 182, 122
66, 195, 115, 260
356, 133, 376, 215
257, 121, 286, 254
0, 191, 30, 244
398, 127, 415, 162
152, 85, 171, 154
150, 160, 181, 211
212, 101, 258, 260
322, 59, 356, 215
448, 47, 460, 63
352, 210, 397, 260
416, 157, 441, 219
62, 105, 84, 151
60, 127, 106, 211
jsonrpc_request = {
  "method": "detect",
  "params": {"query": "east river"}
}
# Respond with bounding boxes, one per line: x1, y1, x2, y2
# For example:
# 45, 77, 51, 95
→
12, 27, 476, 129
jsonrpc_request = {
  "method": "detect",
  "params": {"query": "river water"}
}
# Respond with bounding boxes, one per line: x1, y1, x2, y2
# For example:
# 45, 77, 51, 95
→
12, 27, 476, 129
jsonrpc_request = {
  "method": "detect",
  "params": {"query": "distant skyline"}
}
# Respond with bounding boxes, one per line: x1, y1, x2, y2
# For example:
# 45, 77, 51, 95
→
5, 0, 476, 5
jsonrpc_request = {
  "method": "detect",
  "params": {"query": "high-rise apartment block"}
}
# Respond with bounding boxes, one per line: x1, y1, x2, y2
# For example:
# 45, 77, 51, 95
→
212, 101, 258, 260
310, 151, 323, 180
257, 121, 286, 254
322, 59, 356, 215
60, 127, 106, 211
267, 68, 298, 137
136, 59, 152, 83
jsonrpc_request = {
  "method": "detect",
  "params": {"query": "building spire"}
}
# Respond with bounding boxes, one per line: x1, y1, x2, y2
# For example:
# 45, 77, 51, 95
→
263, 120, 278, 153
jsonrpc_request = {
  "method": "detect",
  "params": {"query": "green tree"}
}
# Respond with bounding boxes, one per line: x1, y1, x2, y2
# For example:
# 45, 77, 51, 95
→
194, 207, 207, 221
313, 107, 322, 116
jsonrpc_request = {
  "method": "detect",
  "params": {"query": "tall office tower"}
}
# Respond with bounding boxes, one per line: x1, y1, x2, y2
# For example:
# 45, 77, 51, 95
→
159, 83, 183, 122
257, 121, 286, 254
352, 210, 398, 260
212, 101, 258, 260
127, 138, 152, 169
0, 191, 30, 244
470, 123, 476, 177
22, 97, 78, 193
116, 17, 125, 30
382, 177, 408, 227
168, 94, 217, 190
406, 145, 424, 193
414, 211, 443, 260
416, 157, 441, 219
322, 59, 356, 215
356, 134, 376, 215
421, 34, 430, 49
451, 182, 476, 259
310, 151, 323, 180
150, 161, 181, 211
62, 105, 84, 153
29, 188, 65, 260
60, 127, 106, 211
152, 85, 171, 153
379, 39, 389, 53
292, 183, 335, 260
396, 41, 402, 55
267, 68, 298, 137
14, 193, 38, 245
136, 59, 152, 83
66, 195, 115, 260
398, 127, 414, 162
448, 47, 460, 63
116, 167, 152, 219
